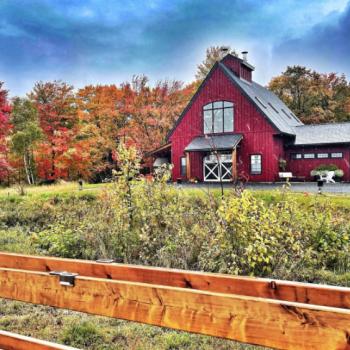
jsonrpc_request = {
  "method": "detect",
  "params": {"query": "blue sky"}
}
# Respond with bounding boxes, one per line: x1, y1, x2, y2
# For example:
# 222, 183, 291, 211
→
0, 0, 349, 96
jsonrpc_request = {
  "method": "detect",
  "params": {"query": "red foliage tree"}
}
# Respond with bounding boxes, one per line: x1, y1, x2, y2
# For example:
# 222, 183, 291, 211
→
0, 82, 11, 181
119, 76, 195, 155
29, 81, 78, 180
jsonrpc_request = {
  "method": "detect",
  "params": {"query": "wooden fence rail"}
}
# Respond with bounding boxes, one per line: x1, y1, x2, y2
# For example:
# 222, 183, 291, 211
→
0, 330, 78, 350
0, 252, 350, 349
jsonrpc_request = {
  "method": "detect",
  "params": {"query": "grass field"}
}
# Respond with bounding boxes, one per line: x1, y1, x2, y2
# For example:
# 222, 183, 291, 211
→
0, 181, 267, 349
2, 181, 350, 211
0, 182, 111, 200
0, 299, 262, 350
1, 181, 350, 349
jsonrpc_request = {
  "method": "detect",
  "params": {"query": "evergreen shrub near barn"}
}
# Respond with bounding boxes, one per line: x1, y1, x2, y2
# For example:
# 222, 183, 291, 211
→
310, 164, 344, 180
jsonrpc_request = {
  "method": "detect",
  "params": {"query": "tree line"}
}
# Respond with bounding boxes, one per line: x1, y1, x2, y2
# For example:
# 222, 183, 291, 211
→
0, 78, 195, 184
0, 46, 350, 185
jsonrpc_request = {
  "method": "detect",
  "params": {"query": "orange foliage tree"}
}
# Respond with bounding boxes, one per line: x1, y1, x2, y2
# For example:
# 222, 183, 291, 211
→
119, 76, 195, 155
76, 78, 195, 177
76, 84, 128, 181
268, 66, 350, 124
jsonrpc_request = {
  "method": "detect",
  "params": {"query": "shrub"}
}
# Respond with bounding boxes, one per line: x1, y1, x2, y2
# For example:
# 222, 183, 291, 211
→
0, 228, 35, 254
199, 191, 301, 275
315, 164, 335, 171
60, 321, 104, 348
310, 164, 344, 178
4, 143, 350, 283
34, 225, 88, 258
28, 144, 350, 278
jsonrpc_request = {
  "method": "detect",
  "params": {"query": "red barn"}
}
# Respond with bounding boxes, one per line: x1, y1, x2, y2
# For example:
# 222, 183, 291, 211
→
150, 53, 350, 182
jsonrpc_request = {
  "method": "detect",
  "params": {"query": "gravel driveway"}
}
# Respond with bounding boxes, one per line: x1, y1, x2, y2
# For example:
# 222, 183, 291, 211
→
178, 182, 350, 194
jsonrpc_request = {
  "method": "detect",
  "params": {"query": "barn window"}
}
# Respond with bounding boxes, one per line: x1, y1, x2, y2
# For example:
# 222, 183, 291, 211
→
330, 152, 343, 158
317, 153, 329, 159
304, 153, 315, 159
291, 153, 302, 159
180, 157, 187, 177
203, 101, 234, 134
250, 154, 262, 175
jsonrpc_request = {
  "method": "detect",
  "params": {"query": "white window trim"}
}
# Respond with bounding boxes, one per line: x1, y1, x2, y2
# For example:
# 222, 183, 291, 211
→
203, 101, 234, 134
331, 152, 343, 158
250, 154, 262, 175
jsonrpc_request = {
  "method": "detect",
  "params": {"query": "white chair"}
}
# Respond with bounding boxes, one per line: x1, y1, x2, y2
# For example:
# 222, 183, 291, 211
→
319, 171, 336, 184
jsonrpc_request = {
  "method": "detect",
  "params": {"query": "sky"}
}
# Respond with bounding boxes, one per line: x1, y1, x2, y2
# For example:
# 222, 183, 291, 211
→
0, 0, 350, 96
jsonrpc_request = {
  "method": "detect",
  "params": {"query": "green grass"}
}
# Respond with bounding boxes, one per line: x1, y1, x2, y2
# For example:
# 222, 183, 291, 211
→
0, 299, 264, 350
0, 182, 111, 201
181, 186, 350, 211
1, 181, 350, 349
2, 181, 350, 211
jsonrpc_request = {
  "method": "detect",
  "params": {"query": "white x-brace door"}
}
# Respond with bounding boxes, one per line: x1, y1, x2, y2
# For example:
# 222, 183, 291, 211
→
203, 154, 232, 182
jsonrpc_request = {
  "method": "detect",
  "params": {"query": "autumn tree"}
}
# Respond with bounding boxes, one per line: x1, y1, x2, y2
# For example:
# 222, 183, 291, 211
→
0, 82, 11, 182
28, 81, 78, 181
120, 75, 194, 155
10, 98, 42, 184
268, 66, 350, 124
76, 84, 128, 181
195, 46, 238, 81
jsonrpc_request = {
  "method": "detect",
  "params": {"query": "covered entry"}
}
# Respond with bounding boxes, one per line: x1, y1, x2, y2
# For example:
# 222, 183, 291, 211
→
146, 143, 171, 168
185, 134, 242, 182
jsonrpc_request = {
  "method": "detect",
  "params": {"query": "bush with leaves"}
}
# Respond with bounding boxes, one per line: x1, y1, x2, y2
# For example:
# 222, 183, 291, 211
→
199, 189, 350, 276
26, 143, 350, 279
311, 164, 344, 178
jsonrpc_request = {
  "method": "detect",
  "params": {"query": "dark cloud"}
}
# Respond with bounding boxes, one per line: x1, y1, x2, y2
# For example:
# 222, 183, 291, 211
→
273, 3, 350, 77
0, 0, 349, 95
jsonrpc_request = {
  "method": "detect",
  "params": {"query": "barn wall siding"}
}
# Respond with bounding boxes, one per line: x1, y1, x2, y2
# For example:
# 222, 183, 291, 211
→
221, 55, 252, 82
286, 146, 350, 181
170, 66, 280, 182
240, 65, 252, 82
221, 55, 241, 77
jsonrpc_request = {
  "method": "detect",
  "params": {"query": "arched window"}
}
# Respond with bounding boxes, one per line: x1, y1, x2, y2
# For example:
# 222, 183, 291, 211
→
203, 101, 234, 134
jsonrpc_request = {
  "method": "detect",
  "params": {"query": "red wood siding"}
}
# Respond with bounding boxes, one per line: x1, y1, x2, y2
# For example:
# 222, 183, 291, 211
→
221, 55, 252, 82
240, 65, 252, 82
221, 55, 241, 77
286, 146, 350, 181
170, 64, 281, 182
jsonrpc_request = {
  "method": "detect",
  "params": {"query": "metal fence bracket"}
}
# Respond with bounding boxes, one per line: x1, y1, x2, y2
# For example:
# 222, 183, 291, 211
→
49, 271, 78, 287
96, 259, 115, 263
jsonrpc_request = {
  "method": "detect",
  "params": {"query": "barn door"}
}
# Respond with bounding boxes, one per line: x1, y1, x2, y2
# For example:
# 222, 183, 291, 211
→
203, 154, 232, 182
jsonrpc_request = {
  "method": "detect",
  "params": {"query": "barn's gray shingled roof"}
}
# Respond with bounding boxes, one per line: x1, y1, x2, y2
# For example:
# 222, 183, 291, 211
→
219, 62, 303, 135
293, 123, 350, 145
185, 134, 242, 151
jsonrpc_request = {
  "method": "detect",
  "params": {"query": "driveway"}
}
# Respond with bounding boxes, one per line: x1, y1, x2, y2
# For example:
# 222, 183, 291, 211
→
178, 182, 350, 194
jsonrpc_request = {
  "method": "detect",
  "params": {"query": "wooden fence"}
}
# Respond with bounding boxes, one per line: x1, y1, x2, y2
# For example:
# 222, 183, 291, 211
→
0, 252, 350, 350
0, 330, 79, 350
